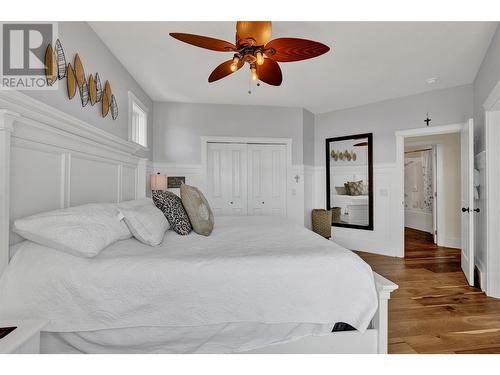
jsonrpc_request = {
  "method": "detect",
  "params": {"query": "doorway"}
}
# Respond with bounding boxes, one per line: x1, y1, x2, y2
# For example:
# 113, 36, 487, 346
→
396, 121, 476, 285
403, 134, 462, 275
404, 145, 437, 244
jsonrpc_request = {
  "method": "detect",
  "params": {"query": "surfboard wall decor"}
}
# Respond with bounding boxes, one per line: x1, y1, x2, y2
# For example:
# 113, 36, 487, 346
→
80, 78, 90, 107
95, 73, 103, 103
88, 74, 97, 106
67, 63, 77, 99
44, 44, 57, 86
110, 94, 118, 120
55, 39, 67, 79
102, 81, 112, 117
45, 41, 119, 120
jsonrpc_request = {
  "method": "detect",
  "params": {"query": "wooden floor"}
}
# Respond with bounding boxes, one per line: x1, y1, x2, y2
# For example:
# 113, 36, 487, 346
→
356, 227, 500, 354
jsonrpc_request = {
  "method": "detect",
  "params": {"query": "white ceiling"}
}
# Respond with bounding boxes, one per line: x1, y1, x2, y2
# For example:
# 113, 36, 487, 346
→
89, 22, 497, 114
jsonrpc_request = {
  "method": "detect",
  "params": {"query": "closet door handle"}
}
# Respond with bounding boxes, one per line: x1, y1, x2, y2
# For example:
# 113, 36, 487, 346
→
230, 201, 234, 204
461, 207, 469, 213
473, 208, 480, 213
262, 201, 265, 204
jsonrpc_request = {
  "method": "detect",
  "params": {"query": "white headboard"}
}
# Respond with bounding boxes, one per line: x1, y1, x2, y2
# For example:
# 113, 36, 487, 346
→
0, 90, 153, 274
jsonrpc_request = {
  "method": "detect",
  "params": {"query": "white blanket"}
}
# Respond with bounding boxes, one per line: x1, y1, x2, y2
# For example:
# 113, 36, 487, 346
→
0, 216, 377, 334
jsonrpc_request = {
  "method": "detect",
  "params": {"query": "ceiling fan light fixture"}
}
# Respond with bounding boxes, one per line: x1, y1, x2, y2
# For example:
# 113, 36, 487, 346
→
256, 51, 264, 65
230, 55, 241, 72
170, 22, 330, 87
251, 64, 258, 81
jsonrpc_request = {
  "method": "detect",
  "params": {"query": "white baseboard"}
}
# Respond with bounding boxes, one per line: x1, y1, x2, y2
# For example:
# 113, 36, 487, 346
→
439, 237, 461, 249
476, 258, 487, 292
405, 209, 433, 234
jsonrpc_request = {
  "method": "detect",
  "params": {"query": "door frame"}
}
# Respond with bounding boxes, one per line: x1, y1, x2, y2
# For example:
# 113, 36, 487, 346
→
484, 79, 500, 297
201, 136, 293, 218
432, 144, 439, 244
395, 123, 464, 258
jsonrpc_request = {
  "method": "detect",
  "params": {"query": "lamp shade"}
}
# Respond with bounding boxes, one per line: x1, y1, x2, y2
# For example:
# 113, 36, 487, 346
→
150, 173, 167, 191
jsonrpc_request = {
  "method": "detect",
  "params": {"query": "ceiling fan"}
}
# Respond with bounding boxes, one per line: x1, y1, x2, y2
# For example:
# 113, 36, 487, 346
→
169, 21, 330, 86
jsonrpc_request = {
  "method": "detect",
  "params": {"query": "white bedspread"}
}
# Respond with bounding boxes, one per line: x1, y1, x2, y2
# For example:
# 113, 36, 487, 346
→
0, 216, 377, 336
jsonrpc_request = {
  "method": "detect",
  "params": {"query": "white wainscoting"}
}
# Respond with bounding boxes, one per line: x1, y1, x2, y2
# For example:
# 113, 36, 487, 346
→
0, 91, 151, 274
303, 165, 315, 229
153, 162, 306, 226
312, 163, 401, 257
405, 209, 433, 234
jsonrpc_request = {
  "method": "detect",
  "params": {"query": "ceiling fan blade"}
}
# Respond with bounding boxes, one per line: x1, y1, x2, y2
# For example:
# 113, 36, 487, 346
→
256, 58, 282, 86
265, 38, 330, 62
208, 59, 244, 83
170, 33, 236, 52
236, 21, 272, 46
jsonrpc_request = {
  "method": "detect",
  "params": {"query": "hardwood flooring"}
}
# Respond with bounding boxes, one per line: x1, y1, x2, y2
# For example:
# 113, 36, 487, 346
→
356, 227, 500, 354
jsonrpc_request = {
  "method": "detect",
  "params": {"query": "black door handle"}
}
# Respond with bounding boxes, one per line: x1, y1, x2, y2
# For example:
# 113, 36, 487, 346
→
462, 207, 469, 213
473, 208, 480, 213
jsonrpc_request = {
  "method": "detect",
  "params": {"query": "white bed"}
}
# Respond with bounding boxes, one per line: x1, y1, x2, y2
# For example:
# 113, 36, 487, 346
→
0, 91, 397, 354
1, 216, 378, 353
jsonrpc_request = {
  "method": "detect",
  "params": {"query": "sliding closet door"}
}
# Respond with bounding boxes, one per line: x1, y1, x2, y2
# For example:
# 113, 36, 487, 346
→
247, 144, 287, 216
207, 143, 248, 216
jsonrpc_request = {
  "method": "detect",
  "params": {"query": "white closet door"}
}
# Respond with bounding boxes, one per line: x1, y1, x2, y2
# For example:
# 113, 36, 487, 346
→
207, 143, 248, 216
247, 144, 286, 216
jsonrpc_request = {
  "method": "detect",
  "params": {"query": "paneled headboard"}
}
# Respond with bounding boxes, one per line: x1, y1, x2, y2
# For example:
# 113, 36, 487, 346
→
0, 90, 153, 274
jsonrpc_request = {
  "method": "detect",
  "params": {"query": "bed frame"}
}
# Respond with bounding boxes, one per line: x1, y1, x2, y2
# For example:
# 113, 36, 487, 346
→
0, 90, 398, 354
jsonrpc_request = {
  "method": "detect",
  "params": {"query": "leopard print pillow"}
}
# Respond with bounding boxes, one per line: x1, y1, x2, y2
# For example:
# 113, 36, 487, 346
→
152, 191, 192, 235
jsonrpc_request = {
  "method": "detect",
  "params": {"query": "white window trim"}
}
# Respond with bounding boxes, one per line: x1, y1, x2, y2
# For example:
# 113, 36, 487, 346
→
128, 91, 150, 151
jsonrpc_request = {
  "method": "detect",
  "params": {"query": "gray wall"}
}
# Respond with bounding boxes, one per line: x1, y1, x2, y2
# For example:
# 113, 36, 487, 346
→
314, 84, 473, 165
22, 22, 154, 158
153, 102, 305, 164
473, 24, 500, 152
302, 109, 315, 166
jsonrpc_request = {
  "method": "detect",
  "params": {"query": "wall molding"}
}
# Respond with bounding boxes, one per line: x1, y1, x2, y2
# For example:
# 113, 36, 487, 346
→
483, 79, 500, 111
0, 91, 151, 275
153, 160, 307, 226
441, 237, 461, 249
153, 162, 204, 173
0, 90, 149, 158
310, 162, 401, 257
485, 110, 500, 297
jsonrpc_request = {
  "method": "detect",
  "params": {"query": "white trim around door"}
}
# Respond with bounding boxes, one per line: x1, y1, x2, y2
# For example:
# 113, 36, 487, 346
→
395, 123, 465, 259
484, 79, 500, 298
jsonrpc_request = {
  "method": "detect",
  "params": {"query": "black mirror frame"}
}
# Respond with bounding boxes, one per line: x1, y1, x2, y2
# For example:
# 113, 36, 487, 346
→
325, 133, 374, 231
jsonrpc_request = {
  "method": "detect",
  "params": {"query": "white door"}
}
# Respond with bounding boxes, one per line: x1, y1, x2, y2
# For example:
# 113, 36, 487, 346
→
460, 119, 475, 285
207, 143, 248, 216
432, 146, 438, 244
247, 144, 287, 216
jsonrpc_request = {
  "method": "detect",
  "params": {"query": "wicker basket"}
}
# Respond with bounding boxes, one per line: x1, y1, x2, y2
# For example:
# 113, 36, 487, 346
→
311, 209, 332, 239
331, 207, 341, 223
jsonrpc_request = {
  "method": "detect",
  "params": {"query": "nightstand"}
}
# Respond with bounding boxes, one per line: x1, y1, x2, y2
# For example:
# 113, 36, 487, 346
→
0, 320, 48, 354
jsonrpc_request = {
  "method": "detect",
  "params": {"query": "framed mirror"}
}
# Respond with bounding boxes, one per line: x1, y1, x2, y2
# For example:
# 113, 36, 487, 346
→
325, 133, 373, 230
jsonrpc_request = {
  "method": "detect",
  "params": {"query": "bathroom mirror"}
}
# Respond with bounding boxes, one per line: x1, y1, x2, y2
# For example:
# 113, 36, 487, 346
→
325, 133, 373, 230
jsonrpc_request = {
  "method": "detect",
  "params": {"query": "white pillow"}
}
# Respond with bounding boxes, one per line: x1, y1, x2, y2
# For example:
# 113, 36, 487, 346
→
13, 203, 132, 258
120, 202, 170, 246
116, 198, 153, 210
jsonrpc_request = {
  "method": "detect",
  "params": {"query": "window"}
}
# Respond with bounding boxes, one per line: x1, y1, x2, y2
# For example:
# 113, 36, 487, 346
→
128, 92, 148, 148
